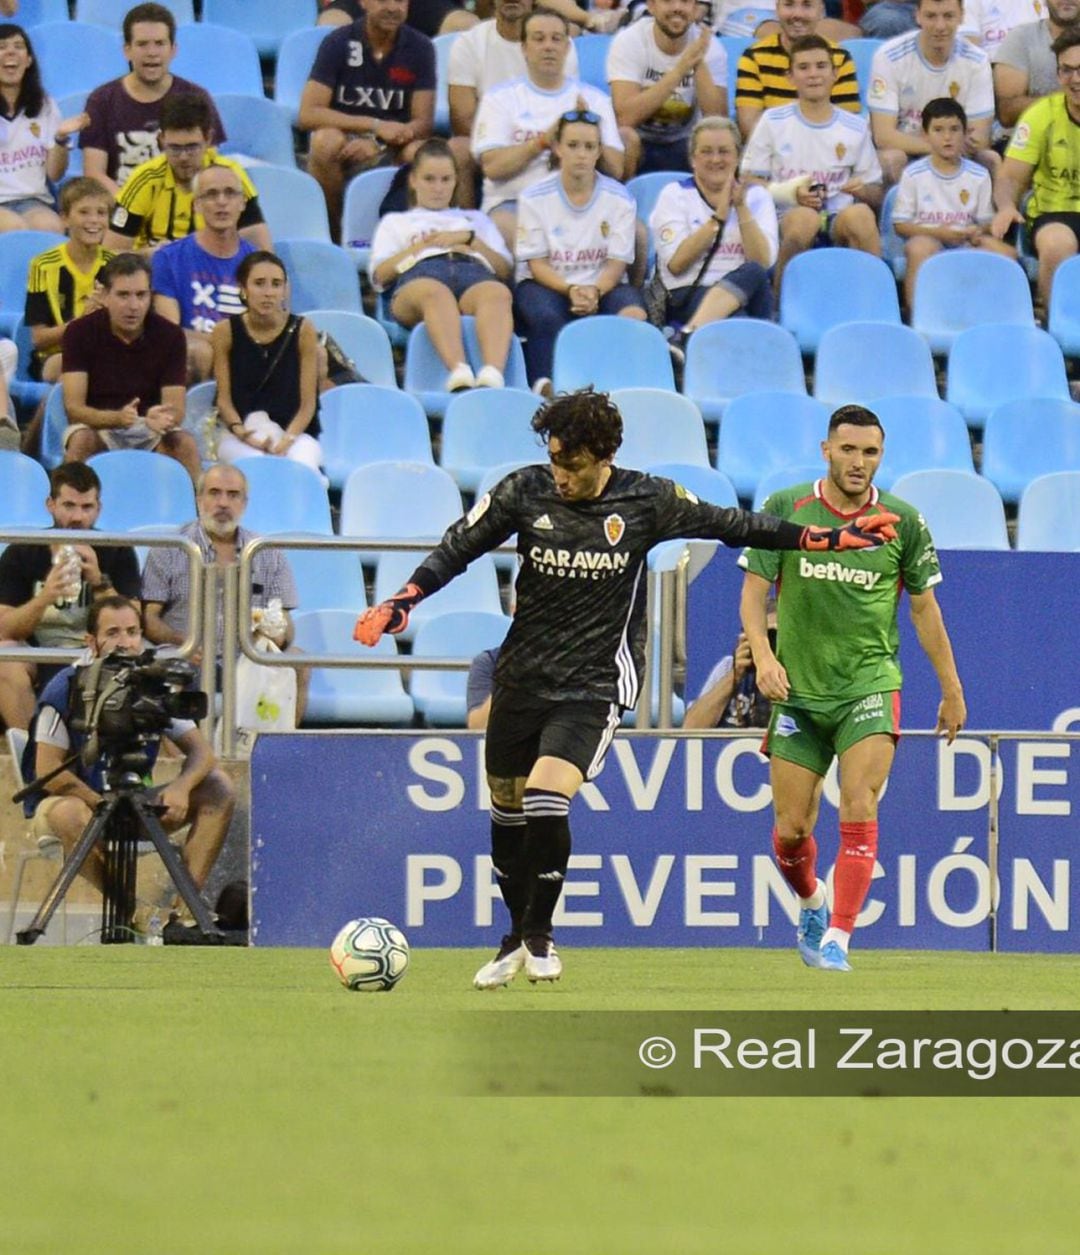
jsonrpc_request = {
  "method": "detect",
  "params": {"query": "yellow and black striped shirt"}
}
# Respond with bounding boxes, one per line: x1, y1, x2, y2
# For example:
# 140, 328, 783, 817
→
24, 243, 114, 363
735, 34, 860, 115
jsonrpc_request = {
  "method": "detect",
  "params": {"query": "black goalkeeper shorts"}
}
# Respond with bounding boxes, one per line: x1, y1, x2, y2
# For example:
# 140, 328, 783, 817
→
485, 686, 621, 782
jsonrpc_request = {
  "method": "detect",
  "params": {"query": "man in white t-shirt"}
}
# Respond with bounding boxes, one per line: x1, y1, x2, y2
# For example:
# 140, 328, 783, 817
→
607, 0, 727, 174
868, 0, 996, 183
471, 8, 626, 245
741, 34, 883, 290
959, 0, 1041, 54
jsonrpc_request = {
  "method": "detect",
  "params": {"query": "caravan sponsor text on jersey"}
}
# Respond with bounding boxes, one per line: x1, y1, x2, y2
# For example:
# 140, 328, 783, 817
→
529, 546, 633, 579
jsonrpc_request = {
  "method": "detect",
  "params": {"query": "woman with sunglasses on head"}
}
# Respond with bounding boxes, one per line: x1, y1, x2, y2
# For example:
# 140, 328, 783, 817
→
370, 137, 514, 391
0, 23, 89, 233
513, 109, 646, 395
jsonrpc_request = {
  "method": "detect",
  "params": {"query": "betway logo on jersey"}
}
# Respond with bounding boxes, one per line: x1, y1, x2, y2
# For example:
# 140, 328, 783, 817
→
799, 556, 882, 588
529, 545, 631, 579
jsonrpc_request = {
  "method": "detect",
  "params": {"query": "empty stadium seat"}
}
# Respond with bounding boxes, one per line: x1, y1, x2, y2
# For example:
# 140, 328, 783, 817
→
201, 0, 312, 59
339, 461, 463, 569
41, 385, 68, 471
946, 323, 1069, 428
284, 543, 369, 613
889, 469, 1009, 549
341, 166, 398, 275
440, 389, 542, 492
274, 240, 363, 314
1047, 254, 1080, 359
682, 318, 807, 425
878, 184, 905, 279
304, 310, 397, 390
871, 396, 975, 489
248, 166, 331, 242
216, 96, 297, 169
840, 37, 882, 112
553, 316, 675, 393
715, 393, 830, 501
628, 170, 683, 270
31, 22, 126, 96
232, 458, 333, 535
403, 319, 529, 418
77, 0, 195, 27
752, 463, 825, 511
432, 31, 460, 135
17, 0, 71, 24
291, 611, 413, 726
1016, 471, 1080, 551
318, 385, 433, 491
813, 321, 938, 408
375, 551, 504, 643
0, 230, 65, 338
645, 461, 739, 507
274, 26, 333, 122
172, 23, 264, 98
780, 250, 901, 354
911, 250, 1035, 355
411, 610, 513, 726
572, 33, 614, 90
9, 317, 51, 412
0, 451, 51, 529
87, 450, 196, 531
980, 397, 1080, 504
718, 34, 750, 101
609, 388, 710, 468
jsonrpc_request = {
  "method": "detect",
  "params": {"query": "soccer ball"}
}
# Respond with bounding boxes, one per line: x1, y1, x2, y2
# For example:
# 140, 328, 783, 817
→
329, 917, 410, 992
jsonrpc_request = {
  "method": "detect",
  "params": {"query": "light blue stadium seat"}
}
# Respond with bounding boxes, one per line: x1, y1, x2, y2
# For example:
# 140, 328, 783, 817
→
608, 388, 710, 469
572, 33, 614, 90
274, 26, 333, 122
87, 450, 196, 531
201, 0, 313, 59
248, 165, 331, 241
1047, 254, 1080, 358
981, 397, 1080, 504
645, 461, 739, 507
77, 0, 195, 27
840, 38, 882, 112
215, 96, 296, 169
946, 323, 1069, 429
682, 319, 806, 425
274, 239, 363, 314
16, 0, 71, 24
889, 469, 1009, 549
0, 451, 51, 528
10, 317, 51, 412
440, 389, 542, 492
171, 23, 264, 98
433, 31, 460, 136
715, 392, 830, 501
56, 91, 89, 175
232, 458, 333, 535
183, 379, 217, 464
411, 609, 513, 726
0, 230, 65, 338
879, 184, 905, 280
31, 22, 126, 95
813, 321, 938, 408
476, 460, 533, 499
718, 35, 751, 102
780, 250, 901, 354
341, 166, 398, 275
319, 385, 433, 491
339, 461, 463, 570
552, 316, 675, 394
304, 309, 398, 389
375, 551, 504, 644
752, 462, 824, 511
627, 170, 683, 271
1016, 471, 1080, 551
404, 318, 529, 418
911, 249, 1034, 355
871, 396, 975, 490
285, 543, 369, 613
41, 385, 68, 470
291, 611, 414, 727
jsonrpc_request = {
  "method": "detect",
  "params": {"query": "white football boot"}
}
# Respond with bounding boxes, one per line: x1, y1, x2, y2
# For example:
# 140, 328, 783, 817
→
473, 935, 527, 989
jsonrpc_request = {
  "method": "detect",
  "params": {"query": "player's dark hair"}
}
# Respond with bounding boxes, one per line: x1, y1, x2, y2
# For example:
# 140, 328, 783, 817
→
100, 251, 152, 289
60, 176, 112, 216
532, 387, 623, 462
788, 33, 833, 60
159, 91, 213, 138
236, 249, 286, 290
0, 25, 45, 119
123, 3, 177, 45
49, 461, 101, 499
522, 7, 570, 42
827, 404, 885, 436
87, 594, 140, 637
921, 96, 967, 130
1052, 28, 1080, 61
408, 138, 459, 206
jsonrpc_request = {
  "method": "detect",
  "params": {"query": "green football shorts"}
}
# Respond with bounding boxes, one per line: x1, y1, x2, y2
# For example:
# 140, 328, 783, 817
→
764, 691, 901, 776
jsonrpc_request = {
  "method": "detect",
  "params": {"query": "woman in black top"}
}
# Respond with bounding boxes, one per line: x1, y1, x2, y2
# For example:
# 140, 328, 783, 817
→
211, 251, 322, 475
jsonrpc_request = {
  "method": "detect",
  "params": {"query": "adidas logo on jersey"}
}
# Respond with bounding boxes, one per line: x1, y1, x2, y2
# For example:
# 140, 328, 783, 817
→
799, 556, 882, 588
534, 514, 554, 530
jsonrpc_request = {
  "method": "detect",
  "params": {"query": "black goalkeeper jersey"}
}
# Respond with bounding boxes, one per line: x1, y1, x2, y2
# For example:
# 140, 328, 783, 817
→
414, 464, 806, 707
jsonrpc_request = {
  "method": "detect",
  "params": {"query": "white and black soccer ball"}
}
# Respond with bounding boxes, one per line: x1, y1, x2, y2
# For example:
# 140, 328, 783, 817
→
329, 917, 410, 992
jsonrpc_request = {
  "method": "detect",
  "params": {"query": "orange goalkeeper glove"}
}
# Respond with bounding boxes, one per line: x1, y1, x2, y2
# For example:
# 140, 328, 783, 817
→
800, 511, 900, 552
353, 583, 425, 646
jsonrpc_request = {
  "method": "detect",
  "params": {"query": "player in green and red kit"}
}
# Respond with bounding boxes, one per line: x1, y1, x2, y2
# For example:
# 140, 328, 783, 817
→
739, 404, 966, 972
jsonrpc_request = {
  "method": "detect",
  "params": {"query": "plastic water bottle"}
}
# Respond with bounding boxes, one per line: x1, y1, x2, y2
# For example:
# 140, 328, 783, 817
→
146, 909, 163, 946
53, 544, 81, 608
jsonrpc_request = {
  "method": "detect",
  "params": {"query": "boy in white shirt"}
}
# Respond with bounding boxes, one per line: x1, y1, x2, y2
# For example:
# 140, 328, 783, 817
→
892, 96, 1015, 308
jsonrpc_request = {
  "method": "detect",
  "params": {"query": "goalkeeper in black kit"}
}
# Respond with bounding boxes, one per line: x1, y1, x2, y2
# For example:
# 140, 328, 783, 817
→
356, 389, 899, 989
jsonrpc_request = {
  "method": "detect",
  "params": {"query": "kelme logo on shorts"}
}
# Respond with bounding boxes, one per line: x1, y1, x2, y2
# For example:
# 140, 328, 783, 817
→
775, 714, 799, 737
799, 556, 882, 588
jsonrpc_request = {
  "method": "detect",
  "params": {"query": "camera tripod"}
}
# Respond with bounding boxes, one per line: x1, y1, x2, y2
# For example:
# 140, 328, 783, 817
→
16, 781, 222, 946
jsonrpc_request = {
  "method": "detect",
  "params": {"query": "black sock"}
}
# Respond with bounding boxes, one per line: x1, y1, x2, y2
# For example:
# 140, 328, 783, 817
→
520, 788, 572, 939
490, 804, 527, 937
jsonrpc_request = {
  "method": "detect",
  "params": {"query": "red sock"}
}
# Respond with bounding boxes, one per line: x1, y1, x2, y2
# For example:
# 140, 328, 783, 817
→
830, 820, 879, 933
772, 828, 818, 899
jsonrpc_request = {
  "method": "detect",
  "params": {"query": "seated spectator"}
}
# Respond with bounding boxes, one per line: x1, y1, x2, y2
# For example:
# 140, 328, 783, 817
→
513, 109, 645, 393
211, 252, 323, 476
301, 0, 436, 233
683, 607, 775, 729
607, 0, 728, 176
0, 23, 88, 233
25, 178, 114, 386
81, 2, 225, 198
734, 0, 861, 139
319, 0, 478, 37
370, 138, 513, 391
741, 35, 882, 292
152, 164, 254, 384
61, 252, 200, 480
652, 116, 777, 359
868, 0, 996, 184
473, 9, 626, 249
893, 97, 1015, 310
858, 0, 917, 39
960, 0, 1041, 55
104, 94, 269, 255
0, 461, 140, 732
991, 0, 1077, 130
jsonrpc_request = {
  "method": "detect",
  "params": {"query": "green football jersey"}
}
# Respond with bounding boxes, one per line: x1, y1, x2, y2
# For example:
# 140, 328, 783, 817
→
739, 482, 941, 710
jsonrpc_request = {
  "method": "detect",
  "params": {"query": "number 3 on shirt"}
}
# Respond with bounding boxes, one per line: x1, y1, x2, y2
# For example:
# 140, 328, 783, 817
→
348, 40, 364, 68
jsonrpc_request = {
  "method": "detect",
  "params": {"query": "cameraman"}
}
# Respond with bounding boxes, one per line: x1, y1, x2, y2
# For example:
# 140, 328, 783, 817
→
21, 595, 234, 918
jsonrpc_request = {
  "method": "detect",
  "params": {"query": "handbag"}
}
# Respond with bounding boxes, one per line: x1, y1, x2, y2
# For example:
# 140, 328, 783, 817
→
644, 191, 728, 329
317, 329, 368, 385
234, 637, 297, 735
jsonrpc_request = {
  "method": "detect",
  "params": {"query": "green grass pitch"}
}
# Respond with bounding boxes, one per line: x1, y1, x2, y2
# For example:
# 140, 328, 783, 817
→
2, 946, 1078, 1255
